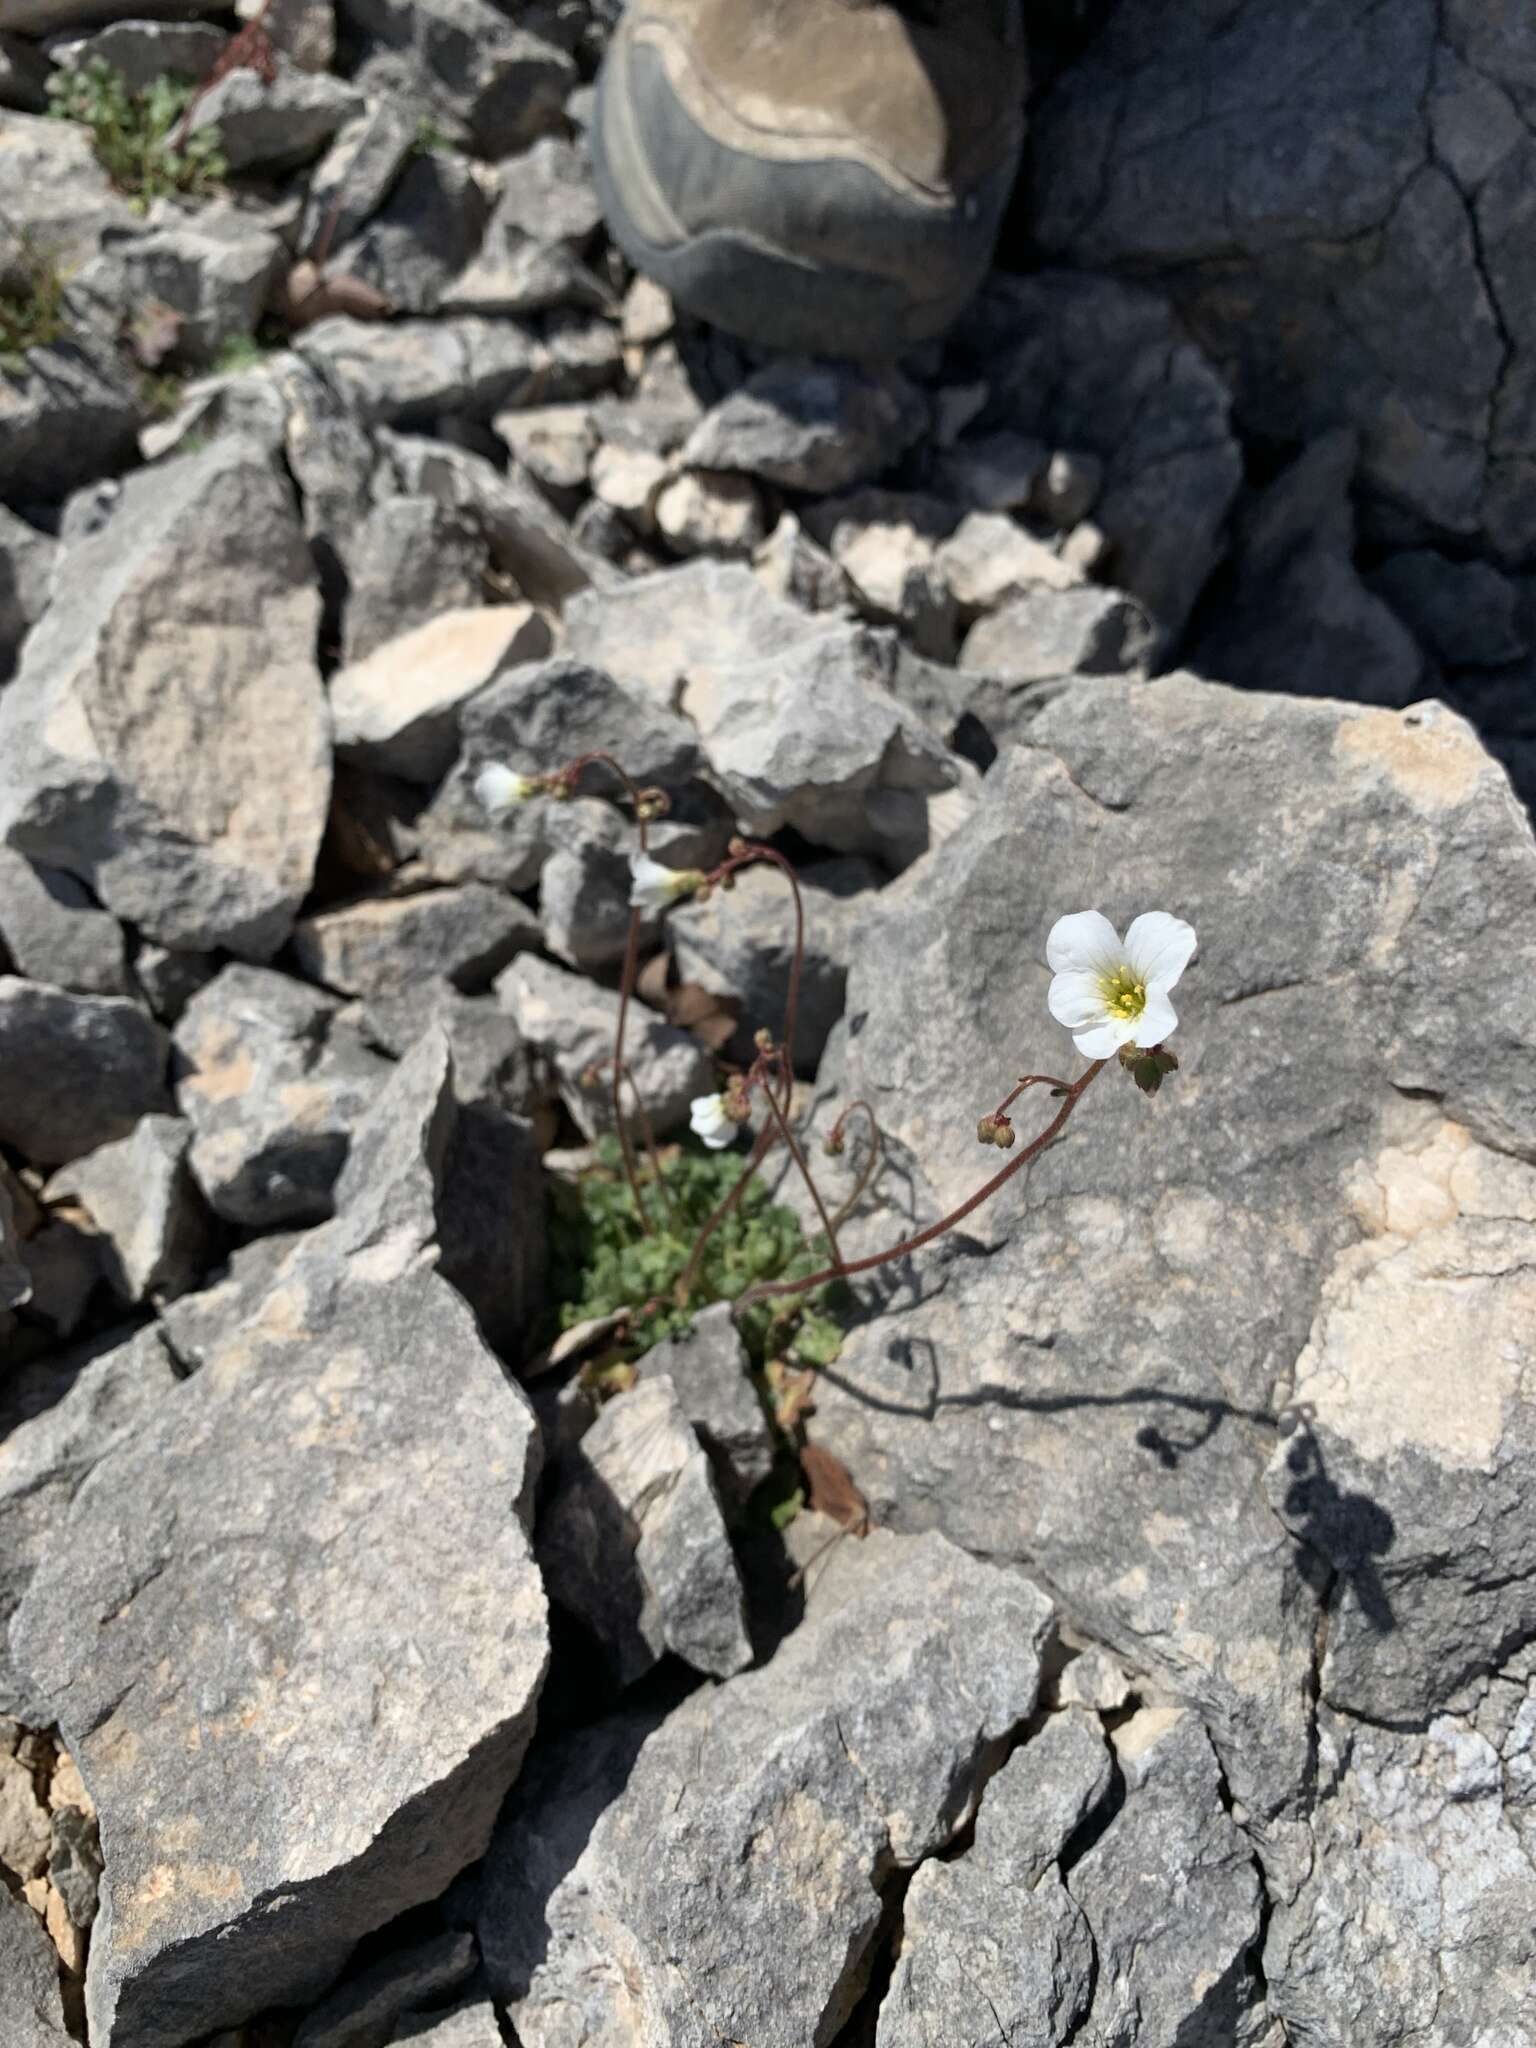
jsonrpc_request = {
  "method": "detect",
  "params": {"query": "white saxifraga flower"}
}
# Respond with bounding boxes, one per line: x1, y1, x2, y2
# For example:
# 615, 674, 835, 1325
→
690, 1092, 736, 1149
629, 852, 703, 913
1046, 909, 1197, 1059
475, 762, 539, 814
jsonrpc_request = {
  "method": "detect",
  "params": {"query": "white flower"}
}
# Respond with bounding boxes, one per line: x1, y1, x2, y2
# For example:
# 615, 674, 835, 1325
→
629, 852, 702, 913
690, 1092, 736, 1149
1046, 909, 1197, 1059
475, 762, 539, 814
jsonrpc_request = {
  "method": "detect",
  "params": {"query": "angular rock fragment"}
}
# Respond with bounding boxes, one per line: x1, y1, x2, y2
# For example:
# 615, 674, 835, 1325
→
354, 979, 545, 1120
76, 206, 285, 371
0, 1884, 71, 2048
49, 18, 226, 90
174, 965, 389, 1228
1067, 1709, 1264, 2045
0, 979, 168, 1169
188, 59, 361, 171
293, 885, 540, 1000
971, 1709, 1115, 1891
534, 798, 632, 974
0, 1325, 179, 1720
339, 496, 488, 667
0, 504, 56, 678
0, 439, 330, 959
935, 511, 1082, 620
482, 1530, 1052, 2044
669, 853, 878, 1072
498, 953, 713, 1140
441, 134, 606, 315
0, 850, 130, 997
682, 357, 927, 493
390, 2003, 502, 2048
0, 113, 139, 285
331, 606, 551, 784
808, 678, 1536, 1821
655, 465, 767, 558
341, 0, 575, 154
300, 100, 419, 253
331, 149, 491, 317
43, 1114, 208, 1306
638, 1303, 775, 1510
1369, 550, 1530, 672
0, 321, 144, 506
293, 1930, 477, 2048
537, 1373, 753, 1685
959, 583, 1152, 684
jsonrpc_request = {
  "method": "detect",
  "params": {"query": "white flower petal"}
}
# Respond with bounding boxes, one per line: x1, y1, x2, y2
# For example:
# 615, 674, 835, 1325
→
1122, 911, 1197, 994
1046, 909, 1122, 976
629, 852, 677, 912
1073, 1016, 1136, 1060
1048, 969, 1109, 1031
689, 1092, 734, 1149
1131, 990, 1178, 1048
475, 762, 532, 814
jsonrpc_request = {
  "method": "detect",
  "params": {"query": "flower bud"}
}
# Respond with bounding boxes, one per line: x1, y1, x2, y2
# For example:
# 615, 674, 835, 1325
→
823, 1127, 847, 1158
993, 1114, 1016, 1149
977, 1114, 998, 1147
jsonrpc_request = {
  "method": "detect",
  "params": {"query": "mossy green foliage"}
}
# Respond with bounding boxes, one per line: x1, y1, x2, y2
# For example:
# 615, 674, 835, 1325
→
47, 61, 226, 211
0, 237, 69, 367
548, 1136, 844, 1367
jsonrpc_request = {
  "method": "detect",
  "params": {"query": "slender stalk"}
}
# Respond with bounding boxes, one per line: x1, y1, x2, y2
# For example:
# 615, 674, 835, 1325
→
675, 1124, 775, 1305
621, 1062, 678, 1230
829, 1100, 883, 1233
735, 1060, 1107, 1311
760, 1069, 842, 1269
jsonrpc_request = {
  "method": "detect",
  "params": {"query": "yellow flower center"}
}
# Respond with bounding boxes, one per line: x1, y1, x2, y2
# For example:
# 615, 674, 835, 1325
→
1100, 964, 1147, 1021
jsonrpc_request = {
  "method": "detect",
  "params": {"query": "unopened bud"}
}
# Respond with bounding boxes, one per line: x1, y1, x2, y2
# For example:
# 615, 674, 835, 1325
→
993, 1114, 1015, 1149
753, 1027, 775, 1054
727, 835, 750, 859
635, 786, 671, 821
824, 1127, 847, 1158
977, 1114, 998, 1147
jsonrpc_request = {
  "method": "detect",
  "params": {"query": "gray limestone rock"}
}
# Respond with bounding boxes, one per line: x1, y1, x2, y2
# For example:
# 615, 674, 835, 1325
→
934, 510, 1083, 622
292, 885, 540, 1000
338, 498, 491, 670
10, 1245, 547, 2048
952, 271, 1241, 645
300, 100, 418, 254
752, 510, 856, 615
76, 206, 285, 371
0, 319, 144, 506
497, 952, 713, 1141
0, 1884, 71, 2047
805, 677, 1536, 1823
0, 113, 139, 288
49, 18, 226, 90
331, 605, 551, 783
931, 429, 1048, 515
1265, 1690, 1536, 2048
0, 1325, 180, 1721
0, 1164, 29, 1314
1266, 1123, 1536, 1727
441, 134, 606, 316
534, 798, 632, 974
132, 944, 219, 1025
0, 438, 330, 960
390, 2006, 502, 2048
536, 1372, 753, 1685
187, 58, 361, 171
959, 583, 1153, 685
481, 1529, 1053, 2045
970, 1710, 1115, 1892
298, 316, 541, 425
1067, 1709, 1266, 2046
0, 850, 130, 997
333, 150, 492, 316
492, 401, 594, 496
0, 28, 50, 111
637, 1303, 775, 1509
1028, 0, 1536, 560
876, 1851, 1093, 2048
668, 853, 880, 1073
682, 357, 927, 494
43, 1113, 209, 1306
353, 979, 545, 1120
0, 504, 56, 678
1191, 433, 1426, 710
0, 978, 169, 1169
173, 964, 390, 1227
156, 1229, 310, 1375
293, 1930, 477, 2048
337, 0, 575, 154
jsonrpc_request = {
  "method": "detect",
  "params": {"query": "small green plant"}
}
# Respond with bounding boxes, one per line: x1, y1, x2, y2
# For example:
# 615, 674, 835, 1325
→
47, 61, 226, 211
548, 1136, 842, 1365
211, 333, 269, 375
0, 232, 69, 367
412, 113, 454, 157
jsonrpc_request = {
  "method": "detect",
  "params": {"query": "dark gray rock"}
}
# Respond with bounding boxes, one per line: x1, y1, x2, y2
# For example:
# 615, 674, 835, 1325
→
807, 676, 1536, 1826
353, 979, 545, 1120
0, 28, 50, 111
681, 357, 928, 494
155, 1229, 308, 1375
951, 271, 1241, 646
442, 134, 606, 315
752, 509, 855, 615
339, 497, 489, 668
668, 853, 879, 1074
0, 978, 168, 1169
10, 1243, 547, 2048
43, 1114, 209, 1306
292, 884, 540, 1000
48, 18, 226, 90
1191, 433, 1426, 710
132, 944, 219, 1025
0, 1325, 179, 1721
76, 206, 285, 370
534, 798, 632, 974
300, 100, 418, 254
959, 584, 1153, 685
298, 315, 541, 425
1369, 550, 1532, 671
480, 1529, 1053, 2045
1067, 1709, 1266, 2046
0, 321, 144, 506
336, 0, 574, 155
0, 439, 330, 960
331, 605, 552, 783
0, 1163, 29, 1315
638, 1303, 775, 1510
173, 964, 389, 1228
536, 1372, 753, 1685
333, 150, 492, 316
931, 429, 1047, 515
1029, 0, 1536, 560
0, 1883, 71, 2047
970, 1709, 1114, 1891
188, 58, 361, 171
0, 850, 130, 997
497, 952, 713, 1141
293, 1930, 477, 2048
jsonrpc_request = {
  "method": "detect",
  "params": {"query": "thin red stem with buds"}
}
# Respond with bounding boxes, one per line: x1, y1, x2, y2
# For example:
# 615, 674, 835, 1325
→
828, 1100, 883, 1233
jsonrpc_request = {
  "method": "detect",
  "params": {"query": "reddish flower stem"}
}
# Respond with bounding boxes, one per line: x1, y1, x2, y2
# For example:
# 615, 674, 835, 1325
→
759, 1064, 842, 1268
735, 1060, 1107, 1312
828, 1100, 883, 1233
